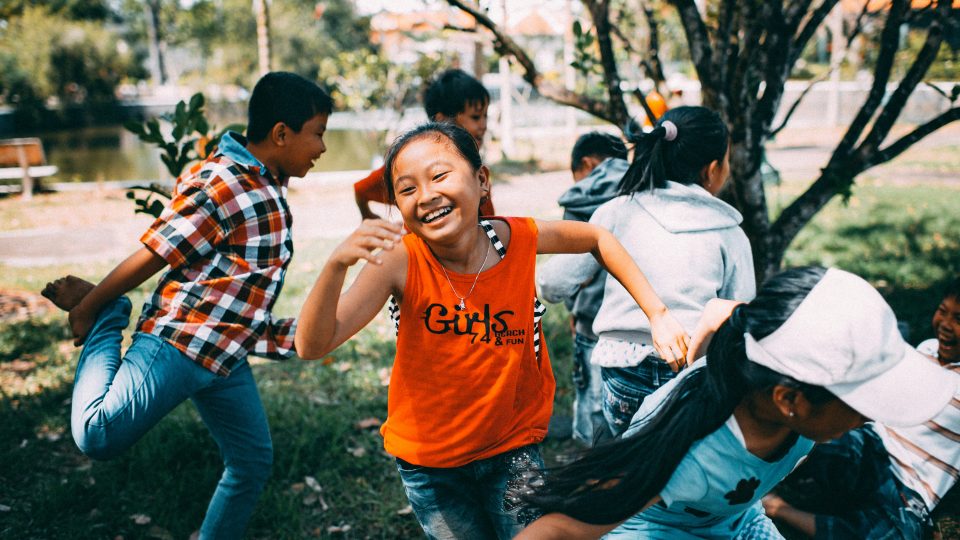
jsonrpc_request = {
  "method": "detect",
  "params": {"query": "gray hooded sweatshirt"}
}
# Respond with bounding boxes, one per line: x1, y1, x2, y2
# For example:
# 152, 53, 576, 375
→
538, 181, 756, 362
539, 157, 627, 338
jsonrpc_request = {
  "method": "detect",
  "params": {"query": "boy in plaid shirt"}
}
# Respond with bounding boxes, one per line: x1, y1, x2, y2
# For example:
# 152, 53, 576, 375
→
41, 72, 332, 539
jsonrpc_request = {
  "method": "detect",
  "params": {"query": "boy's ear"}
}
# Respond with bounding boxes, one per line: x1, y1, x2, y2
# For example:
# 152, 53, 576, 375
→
433, 112, 451, 123
269, 122, 288, 146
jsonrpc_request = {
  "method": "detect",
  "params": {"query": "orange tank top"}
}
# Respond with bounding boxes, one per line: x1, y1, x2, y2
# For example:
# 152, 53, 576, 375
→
380, 217, 555, 467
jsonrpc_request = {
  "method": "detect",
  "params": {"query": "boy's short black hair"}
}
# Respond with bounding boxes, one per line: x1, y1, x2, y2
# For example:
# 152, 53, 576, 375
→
247, 72, 333, 143
423, 69, 490, 120
571, 131, 628, 172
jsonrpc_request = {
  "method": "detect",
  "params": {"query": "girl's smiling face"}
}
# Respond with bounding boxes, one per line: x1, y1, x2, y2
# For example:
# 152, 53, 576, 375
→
390, 135, 490, 242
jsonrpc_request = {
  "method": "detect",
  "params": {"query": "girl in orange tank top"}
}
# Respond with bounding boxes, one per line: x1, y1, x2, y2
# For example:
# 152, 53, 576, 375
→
295, 123, 689, 539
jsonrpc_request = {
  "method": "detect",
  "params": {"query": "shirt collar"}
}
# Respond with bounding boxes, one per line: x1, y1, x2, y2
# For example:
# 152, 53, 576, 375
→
216, 131, 275, 181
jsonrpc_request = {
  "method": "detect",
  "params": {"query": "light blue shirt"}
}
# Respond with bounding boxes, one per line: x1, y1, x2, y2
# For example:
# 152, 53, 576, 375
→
217, 131, 271, 178
610, 364, 814, 538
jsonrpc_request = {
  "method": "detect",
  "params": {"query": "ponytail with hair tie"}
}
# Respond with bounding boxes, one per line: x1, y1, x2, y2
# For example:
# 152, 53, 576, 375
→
618, 106, 729, 196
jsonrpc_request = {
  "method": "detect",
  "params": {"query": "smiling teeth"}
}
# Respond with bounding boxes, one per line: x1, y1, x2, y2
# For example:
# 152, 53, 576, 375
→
424, 207, 452, 223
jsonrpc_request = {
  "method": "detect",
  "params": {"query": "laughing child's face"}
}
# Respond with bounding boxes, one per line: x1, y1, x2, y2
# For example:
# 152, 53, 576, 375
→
933, 295, 960, 364
437, 100, 488, 150
390, 135, 489, 244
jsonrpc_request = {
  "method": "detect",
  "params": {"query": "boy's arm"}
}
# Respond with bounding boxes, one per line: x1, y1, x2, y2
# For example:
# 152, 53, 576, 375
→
536, 219, 689, 368
69, 247, 167, 344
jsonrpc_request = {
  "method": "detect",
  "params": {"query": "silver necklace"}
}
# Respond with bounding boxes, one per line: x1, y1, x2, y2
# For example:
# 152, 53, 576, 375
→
437, 229, 491, 312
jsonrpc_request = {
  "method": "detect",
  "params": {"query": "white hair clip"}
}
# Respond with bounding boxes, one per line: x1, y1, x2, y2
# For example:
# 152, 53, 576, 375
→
661, 120, 678, 141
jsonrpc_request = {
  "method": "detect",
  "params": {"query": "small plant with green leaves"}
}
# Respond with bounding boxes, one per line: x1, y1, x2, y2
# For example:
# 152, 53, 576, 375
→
123, 92, 244, 218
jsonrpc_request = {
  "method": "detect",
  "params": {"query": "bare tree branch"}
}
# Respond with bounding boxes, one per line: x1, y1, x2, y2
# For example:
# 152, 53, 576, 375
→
769, 1, 869, 137
857, 0, 950, 161
872, 107, 960, 165
443, 0, 615, 123
833, 0, 907, 159
669, 0, 717, 95
583, 0, 630, 126
639, 0, 667, 86
790, 0, 840, 67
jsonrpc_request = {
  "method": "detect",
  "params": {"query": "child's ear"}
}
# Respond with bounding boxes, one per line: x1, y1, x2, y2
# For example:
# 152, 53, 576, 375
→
270, 122, 287, 146
433, 112, 450, 123
477, 165, 491, 196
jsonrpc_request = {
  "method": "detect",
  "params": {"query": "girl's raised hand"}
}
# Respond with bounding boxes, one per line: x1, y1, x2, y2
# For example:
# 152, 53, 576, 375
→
649, 311, 690, 373
330, 219, 404, 269
686, 299, 743, 365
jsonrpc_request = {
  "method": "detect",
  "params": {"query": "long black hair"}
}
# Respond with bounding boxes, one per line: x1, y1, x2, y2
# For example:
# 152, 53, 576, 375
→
521, 266, 835, 525
381, 122, 483, 204
619, 106, 729, 195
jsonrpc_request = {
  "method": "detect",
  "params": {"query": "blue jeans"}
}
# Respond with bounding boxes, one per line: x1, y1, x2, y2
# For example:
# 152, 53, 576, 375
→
395, 445, 544, 539
572, 333, 610, 445
601, 359, 676, 437
71, 297, 273, 539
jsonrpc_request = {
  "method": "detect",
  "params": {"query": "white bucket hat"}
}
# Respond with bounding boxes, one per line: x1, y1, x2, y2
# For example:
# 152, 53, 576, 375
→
744, 268, 958, 427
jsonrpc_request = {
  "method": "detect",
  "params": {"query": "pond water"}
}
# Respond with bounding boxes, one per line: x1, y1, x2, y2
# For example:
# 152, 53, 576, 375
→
41, 125, 386, 183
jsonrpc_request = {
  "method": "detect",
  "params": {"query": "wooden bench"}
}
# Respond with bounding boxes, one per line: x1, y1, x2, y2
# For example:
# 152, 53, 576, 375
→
0, 138, 58, 200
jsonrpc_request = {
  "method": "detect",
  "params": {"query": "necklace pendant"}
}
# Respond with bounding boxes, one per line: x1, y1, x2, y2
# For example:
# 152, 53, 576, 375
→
456, 299, 466, 311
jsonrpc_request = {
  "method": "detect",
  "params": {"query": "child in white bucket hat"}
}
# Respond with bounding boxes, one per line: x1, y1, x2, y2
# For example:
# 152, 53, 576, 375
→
515, 266, 959, 539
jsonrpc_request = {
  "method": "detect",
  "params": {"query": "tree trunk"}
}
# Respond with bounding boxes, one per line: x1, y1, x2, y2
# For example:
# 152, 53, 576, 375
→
144, 0, 167, 85
254, 0, 272, 76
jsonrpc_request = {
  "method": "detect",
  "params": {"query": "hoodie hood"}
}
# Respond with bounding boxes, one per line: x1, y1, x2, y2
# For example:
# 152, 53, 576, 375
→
633, 181, 743, 233
558, 157, 628, 222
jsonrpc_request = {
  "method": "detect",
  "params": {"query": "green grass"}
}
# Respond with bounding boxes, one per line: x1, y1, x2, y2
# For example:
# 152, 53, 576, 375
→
1, 182, 958, 538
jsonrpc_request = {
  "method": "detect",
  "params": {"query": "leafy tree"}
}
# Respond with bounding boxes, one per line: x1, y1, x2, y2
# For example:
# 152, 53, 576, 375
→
0, 6, 139, 125
445, 0, 960, 281
124, 93, 243, 217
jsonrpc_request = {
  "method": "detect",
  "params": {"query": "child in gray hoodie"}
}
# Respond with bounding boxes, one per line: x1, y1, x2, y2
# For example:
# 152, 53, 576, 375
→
540, 132, 628, 445
539, 107, 756, 437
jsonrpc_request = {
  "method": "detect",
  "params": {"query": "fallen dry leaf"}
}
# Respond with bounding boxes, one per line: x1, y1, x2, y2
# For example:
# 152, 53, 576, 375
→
334, 362, 352, 373
327, 524, 352, 534
397, 504, 413, 515
0, 504, 11, 512
130, 513, 151, 525
290, 482, 305, 493
348, 446, 366, 458
304, 476, 322, 492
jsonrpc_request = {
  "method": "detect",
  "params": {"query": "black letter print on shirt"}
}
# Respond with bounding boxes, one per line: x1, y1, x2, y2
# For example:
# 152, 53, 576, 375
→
723, 477, 761, 505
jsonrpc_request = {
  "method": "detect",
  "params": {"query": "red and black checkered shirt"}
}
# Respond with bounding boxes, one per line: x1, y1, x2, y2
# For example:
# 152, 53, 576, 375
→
137, 133, 296, 376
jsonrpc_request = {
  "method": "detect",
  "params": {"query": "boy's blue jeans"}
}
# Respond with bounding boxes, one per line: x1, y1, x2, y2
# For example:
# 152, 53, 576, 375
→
71, 297, 272, 540
571, 333, 610, 445
395, 444, 544, 539
601, 359, 676, 437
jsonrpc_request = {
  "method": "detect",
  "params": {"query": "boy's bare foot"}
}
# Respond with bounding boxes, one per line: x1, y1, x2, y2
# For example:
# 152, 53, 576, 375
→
41, 275, 95, 312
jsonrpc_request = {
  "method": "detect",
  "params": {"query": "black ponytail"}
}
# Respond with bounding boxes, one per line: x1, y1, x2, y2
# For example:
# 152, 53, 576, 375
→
619, 106, 729, 195
521, 266, 833, 525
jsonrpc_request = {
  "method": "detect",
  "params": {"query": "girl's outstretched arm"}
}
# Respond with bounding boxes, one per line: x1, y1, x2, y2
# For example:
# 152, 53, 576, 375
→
517, 494, 661, 539
295, 219, 404, 359
536, 219, 689, 369
516, 513, 622, 539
